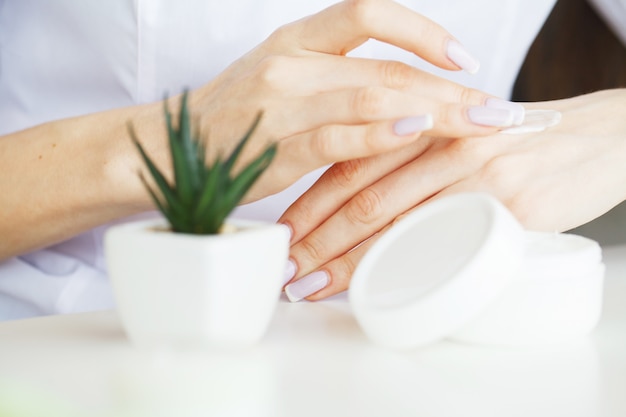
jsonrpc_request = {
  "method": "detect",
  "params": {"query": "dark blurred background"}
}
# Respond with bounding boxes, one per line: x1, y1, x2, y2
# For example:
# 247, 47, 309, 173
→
513, 0, 626, 101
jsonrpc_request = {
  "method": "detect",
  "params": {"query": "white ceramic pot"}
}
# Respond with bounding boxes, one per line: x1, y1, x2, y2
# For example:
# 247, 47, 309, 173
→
105, 218, 290, 350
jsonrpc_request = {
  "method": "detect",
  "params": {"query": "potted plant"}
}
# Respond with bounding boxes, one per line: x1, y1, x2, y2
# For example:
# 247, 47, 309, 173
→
105, 92, 289, 349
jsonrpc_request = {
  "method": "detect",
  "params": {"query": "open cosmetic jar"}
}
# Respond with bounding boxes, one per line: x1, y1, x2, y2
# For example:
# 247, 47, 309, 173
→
349, 193, 605, 350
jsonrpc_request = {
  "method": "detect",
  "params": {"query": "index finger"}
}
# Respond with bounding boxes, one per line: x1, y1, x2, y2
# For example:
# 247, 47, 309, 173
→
279, 0, 479, 73
279, 139, 431, 245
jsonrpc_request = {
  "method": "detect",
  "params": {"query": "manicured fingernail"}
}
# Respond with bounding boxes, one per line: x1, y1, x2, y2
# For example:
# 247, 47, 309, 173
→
285, 271, 329, 302
501, 109, 562, 135
486, 98, 525, 125
283, 259, 297, 285
446, 39, 480, 74
393, 114, 433, 136
467, 106, 514, 127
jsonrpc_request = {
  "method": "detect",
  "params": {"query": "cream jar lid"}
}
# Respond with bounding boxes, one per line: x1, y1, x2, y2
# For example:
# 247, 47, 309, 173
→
349, 193, 605, 349
449, 231, 604, 347
349, 193, 526, 349
521, 231, 601, 278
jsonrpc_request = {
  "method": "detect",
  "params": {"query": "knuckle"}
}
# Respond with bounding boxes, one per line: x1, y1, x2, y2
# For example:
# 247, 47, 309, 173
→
362, 125, 383, 152
467, 89, 489, 106
352, 87, 386, 119
255, 55, 289, 89
453, 85, 484, 106
345, 187, 385, 226
333, 255, 358, 284
285, 201, 315, 233
298, 235, 327, 264
436, 103, 458, 129
311, 126, 340, 159
381, 61, 415, 90
344, 0, 378, 27
266, 25, 291, 49
329, 159, 367, 188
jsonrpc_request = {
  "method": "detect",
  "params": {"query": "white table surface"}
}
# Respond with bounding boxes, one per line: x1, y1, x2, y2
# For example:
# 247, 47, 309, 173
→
1, 246, 626, 417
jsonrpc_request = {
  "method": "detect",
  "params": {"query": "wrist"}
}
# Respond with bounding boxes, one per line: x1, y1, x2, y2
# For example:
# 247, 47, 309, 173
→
102, 101, 168, 212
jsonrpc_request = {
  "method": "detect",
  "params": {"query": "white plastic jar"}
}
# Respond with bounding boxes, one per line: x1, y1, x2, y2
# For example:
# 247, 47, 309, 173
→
349, 193, 605, 350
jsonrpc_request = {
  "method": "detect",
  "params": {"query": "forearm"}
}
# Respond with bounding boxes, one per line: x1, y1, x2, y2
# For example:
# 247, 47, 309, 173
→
0, 103, 162, 260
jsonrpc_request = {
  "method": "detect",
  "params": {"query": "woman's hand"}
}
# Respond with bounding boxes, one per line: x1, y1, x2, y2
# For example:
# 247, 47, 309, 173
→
278, 89, 626, 302
163, 0, 523, 203
0, 0, 518, 259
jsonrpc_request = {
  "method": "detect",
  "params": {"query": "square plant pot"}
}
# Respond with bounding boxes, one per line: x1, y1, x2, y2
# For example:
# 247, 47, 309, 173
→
105, 218, 290, 349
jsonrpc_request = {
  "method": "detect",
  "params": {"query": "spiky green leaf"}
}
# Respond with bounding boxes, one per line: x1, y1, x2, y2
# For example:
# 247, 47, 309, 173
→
224, 143, 276, 205
139, 173, 187, 232
192, 157, 223, 228
131, 92, 275, 235
223, 112, 263, 174
128, 123, 187, 218
178, 91, 202, 192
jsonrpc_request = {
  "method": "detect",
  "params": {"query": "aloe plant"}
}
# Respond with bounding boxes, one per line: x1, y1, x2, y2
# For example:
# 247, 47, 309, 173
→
128, 91, 276, 234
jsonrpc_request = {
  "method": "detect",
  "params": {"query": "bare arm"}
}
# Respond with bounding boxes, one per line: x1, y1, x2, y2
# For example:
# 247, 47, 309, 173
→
0, 103, 160, 260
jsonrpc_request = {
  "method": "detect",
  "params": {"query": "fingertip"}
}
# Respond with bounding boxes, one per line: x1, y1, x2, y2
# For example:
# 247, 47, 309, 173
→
485, 98, 526, 126
284, 270, 330, 303
467, 106, 515, 127
446, 39, 480, 75
429, 103, 506, 138
393, 114, 433, 136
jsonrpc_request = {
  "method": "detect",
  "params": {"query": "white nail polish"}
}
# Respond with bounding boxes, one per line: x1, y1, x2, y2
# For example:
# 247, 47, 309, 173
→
446, 40, 480, 74
467, 106, 514, 127
485, 98, 525, 125
501, 109, 562, 135
285, 271, 329, 302
393, 114, 433, 136
283, 259, 297, 285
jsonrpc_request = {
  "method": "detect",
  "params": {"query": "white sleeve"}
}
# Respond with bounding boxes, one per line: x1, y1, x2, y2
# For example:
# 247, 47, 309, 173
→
0, 250, 115, 321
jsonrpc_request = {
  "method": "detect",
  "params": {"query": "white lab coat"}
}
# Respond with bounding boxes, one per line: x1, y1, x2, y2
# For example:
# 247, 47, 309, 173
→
0, 0, 557, 320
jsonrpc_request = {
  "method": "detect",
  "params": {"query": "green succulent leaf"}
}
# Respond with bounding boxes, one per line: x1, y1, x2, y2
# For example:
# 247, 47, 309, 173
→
128, 123, 187, 218
223, 112, 263, 174
177, 91, 202, 192
194, 121, 208, 171
223, 143, 276, 208
130, 91, 275, 235
139, 173, 187, 232
192, 157, 222, 223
